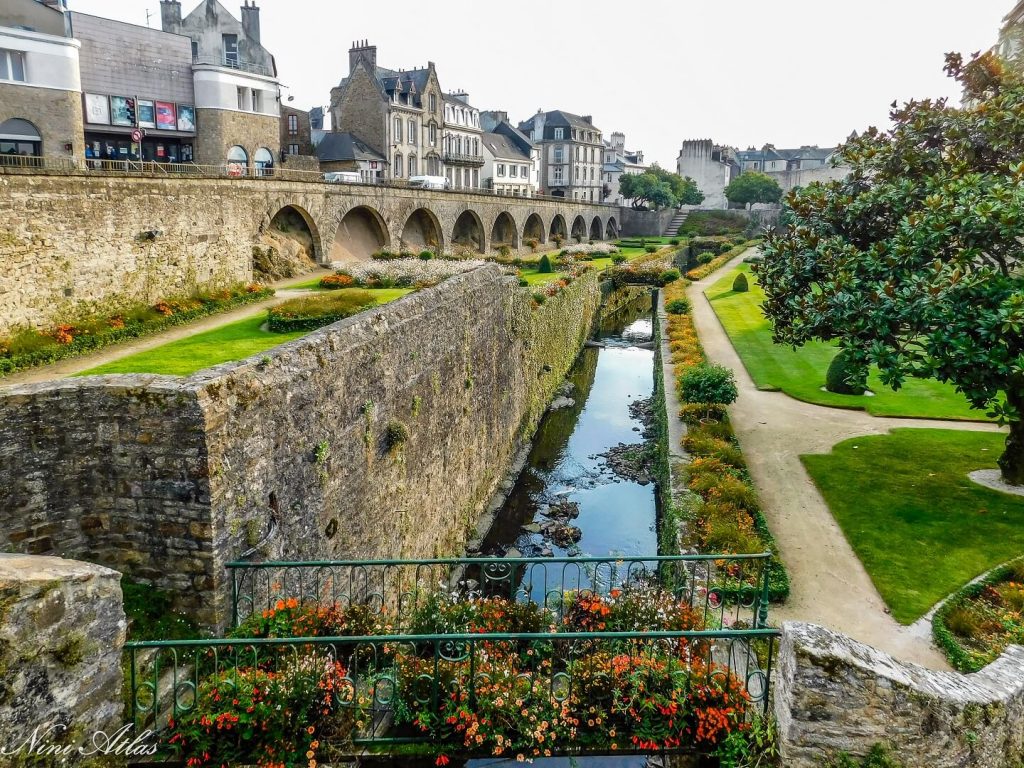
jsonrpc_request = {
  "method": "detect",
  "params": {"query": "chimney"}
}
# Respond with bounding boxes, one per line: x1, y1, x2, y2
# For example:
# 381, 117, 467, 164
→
582, 115, 593, 124
159, 0, 182, 31
240, 1, 261, 44
349, 40, 377, 75
451, 90, 469, 104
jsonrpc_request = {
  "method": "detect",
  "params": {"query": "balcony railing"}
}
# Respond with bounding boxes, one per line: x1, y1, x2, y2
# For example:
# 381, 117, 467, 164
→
443, 151, 485, 166
193, 55, 274, 78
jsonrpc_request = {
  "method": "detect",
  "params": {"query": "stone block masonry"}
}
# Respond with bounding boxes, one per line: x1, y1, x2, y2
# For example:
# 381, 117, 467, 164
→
775, 622, 1024, 767
0, 266, 601, 628
0, 555, 127, 747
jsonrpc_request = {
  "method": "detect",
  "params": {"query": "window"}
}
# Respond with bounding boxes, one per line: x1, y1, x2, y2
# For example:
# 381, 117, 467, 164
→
0, 49, 26, 82
251, 89, 261, 113
288, 143, 299, 155
554, 127, 564, 140
553, 166, 563, 184
191, 41, 198, 60
497, 164, 505, 177
237, 87, 246, 111
394, 153, 403, 177
227, 145, 248, 167
393, 117, 402, 143
522, 165, 529, 178
287, 114, 298, 136
222, 34, 239, 65
553, 145, 564, 164
473, 138, 479, 156
429, 122, 436, 146
429, 93, 437, 113
408, 118, 416, 146
472, 169, 478, 187
409, 155, 417, 176
254, 147, 274, 177
509, 165, 517, 178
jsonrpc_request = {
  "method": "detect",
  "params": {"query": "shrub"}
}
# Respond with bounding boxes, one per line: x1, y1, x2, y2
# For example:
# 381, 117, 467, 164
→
611, 253, 627, 265
525, 237, 539, 251
518, 277, 529, 287
384, 420, 410, 451
320, 273, 355, 289
697, 252, 716, 264
531, 291, 546, 305
537, 254, 554, 273
645, 245, 658, 253
678, 210, 748, 237
666, 298, 690, 314
825, 350, 868, 395
267, 290, 376, 332
683, 432, 745, 468
659, 268, 681, 285
680, 363, 738, 406
732, 272, 749, 292
418, 250, 434, 260
670, 238, 680, 246
679, 402, 728, 425
497, 244, 512, 257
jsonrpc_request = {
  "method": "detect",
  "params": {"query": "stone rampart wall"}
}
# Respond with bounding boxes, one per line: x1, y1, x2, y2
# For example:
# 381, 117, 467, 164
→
775, 622, 1024, 767
0, 266, 600, 626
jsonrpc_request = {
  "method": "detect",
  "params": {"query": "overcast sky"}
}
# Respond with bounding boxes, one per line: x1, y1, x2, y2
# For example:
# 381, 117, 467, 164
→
67, 0, 1009, 167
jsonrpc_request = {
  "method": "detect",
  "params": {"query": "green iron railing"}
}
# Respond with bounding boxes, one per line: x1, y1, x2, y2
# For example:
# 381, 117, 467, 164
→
226, 553, 775, 632
125, 627, 780, 758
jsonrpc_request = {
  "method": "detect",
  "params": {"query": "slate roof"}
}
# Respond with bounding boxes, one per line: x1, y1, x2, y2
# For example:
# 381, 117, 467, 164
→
517, 109, 596, 134
736, 145, 836, 164
482, 132, 530, 162
316, 132, 385, 162
338, 64, 433, 108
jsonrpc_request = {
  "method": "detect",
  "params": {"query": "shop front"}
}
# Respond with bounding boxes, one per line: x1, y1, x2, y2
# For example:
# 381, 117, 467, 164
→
82, 93, 196, 166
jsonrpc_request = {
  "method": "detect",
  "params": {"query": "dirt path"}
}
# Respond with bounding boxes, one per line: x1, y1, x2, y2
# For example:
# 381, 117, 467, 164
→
1, 269, 330, 386
686, 251, 1003, 669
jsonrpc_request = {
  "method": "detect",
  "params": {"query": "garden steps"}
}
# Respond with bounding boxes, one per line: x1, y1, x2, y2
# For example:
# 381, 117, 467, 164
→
664, 209, 689, 236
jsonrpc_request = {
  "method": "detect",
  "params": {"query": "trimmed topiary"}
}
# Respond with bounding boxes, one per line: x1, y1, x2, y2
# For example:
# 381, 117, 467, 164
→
679, 363, 738, 406
658, 268, 681, 285
666, 298, 690, 314
538, 254, 554, 274
825, 350, 868, 395
732, 272, 749, 292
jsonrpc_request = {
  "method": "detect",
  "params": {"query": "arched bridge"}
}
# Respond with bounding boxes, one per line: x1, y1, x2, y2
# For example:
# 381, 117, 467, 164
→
256, 183, 620, 263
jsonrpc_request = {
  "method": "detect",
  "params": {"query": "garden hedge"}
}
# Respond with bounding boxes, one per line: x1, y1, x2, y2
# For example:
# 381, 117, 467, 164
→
267, 291, 376, 333
0, 286, 273, 377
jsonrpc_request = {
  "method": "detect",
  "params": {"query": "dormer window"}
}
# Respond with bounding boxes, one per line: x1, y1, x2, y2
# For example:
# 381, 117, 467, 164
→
222, 34, 238, 66
554, 127, 564, 140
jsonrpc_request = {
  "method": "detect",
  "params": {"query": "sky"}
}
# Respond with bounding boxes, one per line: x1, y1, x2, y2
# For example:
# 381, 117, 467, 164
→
66, 0, 1011, 168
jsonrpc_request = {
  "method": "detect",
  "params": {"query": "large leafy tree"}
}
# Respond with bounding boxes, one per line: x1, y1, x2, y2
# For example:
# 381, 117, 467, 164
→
758, 52, 1024, 484
724, 172, 783, 209
619, 166, 704, 209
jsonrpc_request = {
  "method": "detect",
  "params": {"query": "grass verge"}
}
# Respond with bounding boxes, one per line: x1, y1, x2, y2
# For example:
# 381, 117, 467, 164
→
706, 264, 991, 421
802, 428, 1022, 624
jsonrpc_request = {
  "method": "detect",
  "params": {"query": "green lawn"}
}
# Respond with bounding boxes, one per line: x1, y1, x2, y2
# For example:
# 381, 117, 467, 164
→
78, 289, 410, 377
802, 429, 1021, 624
706, 264, 989, 421
520, 246, 652, 286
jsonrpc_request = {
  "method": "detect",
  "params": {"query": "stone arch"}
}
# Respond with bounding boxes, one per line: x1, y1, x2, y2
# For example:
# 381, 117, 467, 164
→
331, 205, 390, 263
590, 216, 603, 241
451, 209, 485, 254
523, 212, 545, 245
549, 214, 567, 242
400, 207, 444, 254
605, 216, 619, 240
490, 211, 519, 252
259, 203, 323, 271
570, 215, 587, 242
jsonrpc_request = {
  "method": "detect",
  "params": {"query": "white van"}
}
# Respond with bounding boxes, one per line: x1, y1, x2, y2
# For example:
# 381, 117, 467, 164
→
408, 175, 450, 190
324, 171, 363, 184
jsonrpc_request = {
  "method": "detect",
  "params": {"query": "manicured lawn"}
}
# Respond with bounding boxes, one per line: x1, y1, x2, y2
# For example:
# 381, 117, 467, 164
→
520, 246, 652, 285
802, 429, 1021, 624
78, 289, 410, 376
286, 275, 329, 290
706, 264, 990, 421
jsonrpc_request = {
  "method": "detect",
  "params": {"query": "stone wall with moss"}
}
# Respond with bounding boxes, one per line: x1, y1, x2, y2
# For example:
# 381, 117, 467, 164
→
775, 621, 1024, 767
0, 555, 126, 751
0, 266, 600, 627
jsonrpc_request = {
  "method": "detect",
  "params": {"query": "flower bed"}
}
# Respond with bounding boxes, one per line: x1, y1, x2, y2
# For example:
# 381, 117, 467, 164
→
607, 245, 684, 287
267, 290, 377, 333
662, 279, 789, 601
686, 242, 758, 281
528, 263, 591, 307
560, 242, 619, 257
337, 258, 488, 288
0, 283, 272, 377
164, 586, 757, 766
933, 557, 1024, 672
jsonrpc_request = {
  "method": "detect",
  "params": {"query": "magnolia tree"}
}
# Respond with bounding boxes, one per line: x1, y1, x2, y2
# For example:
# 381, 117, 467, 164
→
724, 172, 782, 209
758, 52, 1024, 484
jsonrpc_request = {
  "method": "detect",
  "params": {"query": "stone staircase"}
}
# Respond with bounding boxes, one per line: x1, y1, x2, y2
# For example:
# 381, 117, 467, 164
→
664, 209, 689, 237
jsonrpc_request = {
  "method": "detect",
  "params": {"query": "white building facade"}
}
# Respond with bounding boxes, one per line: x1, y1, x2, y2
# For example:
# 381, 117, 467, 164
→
442, 92, 482, 189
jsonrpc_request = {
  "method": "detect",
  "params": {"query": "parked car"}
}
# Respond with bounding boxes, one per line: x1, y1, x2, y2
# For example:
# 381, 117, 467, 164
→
408, 175, 450, 190
324, 171, 363, 184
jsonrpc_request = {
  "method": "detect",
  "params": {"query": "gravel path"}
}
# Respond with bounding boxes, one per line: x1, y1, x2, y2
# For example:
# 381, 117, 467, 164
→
1, 270, 330, 386
686, 250, 1003, 668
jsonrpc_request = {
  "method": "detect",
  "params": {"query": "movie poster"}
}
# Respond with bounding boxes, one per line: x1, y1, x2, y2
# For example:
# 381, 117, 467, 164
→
155, 101, 176, 130
84, 94, 110, 125
177, 105, 196, 132
137, 100, 156, 129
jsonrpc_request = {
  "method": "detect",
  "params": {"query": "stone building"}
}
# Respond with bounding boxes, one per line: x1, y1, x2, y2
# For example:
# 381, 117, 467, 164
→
676, 139, 739, 209
0, 0, 83, 163
160, 0, 281, 172
280, 105, 313, 157
517, 109, 604, 201
602, 131, 646, 205
736, 144, 837, 174
999, 1, 1024, 62
442, 91, 483, 188
330, 41, 444, 182
71, 11, 197, 164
